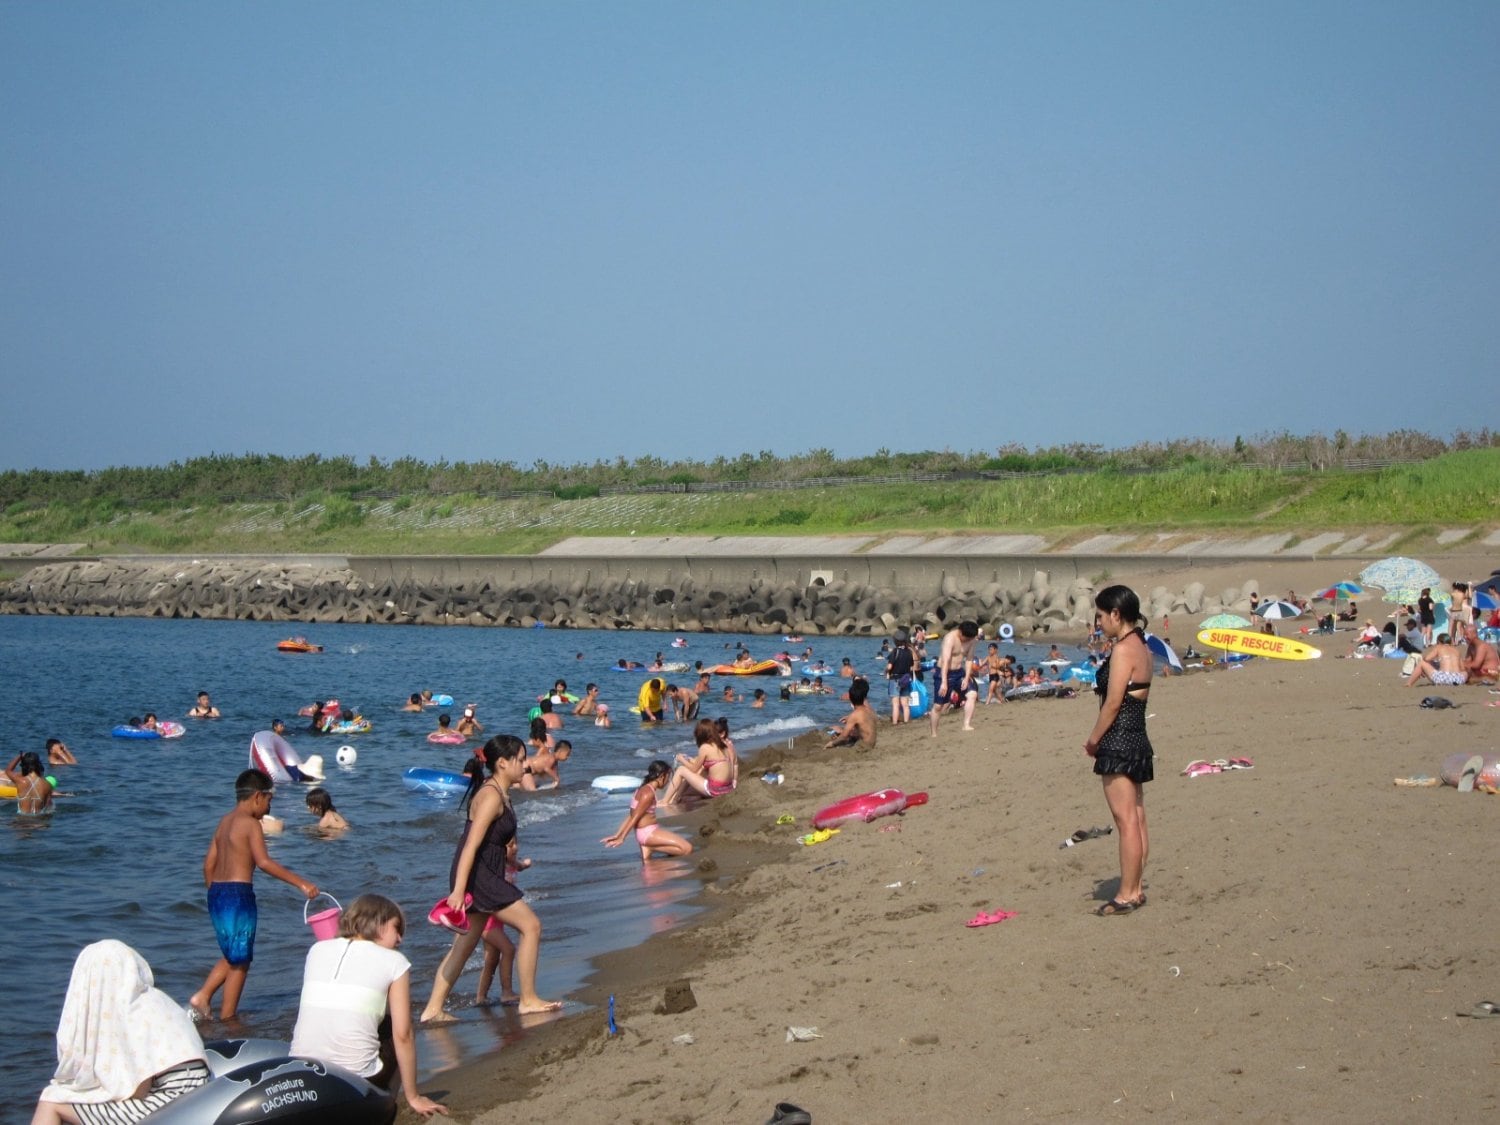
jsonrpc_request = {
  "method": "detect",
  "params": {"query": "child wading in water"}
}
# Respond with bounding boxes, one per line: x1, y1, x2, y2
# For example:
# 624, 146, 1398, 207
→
189, 769, 319, 1020
602, 761, 693, 862
475, 839, 530, 1007
305, 787, 349, 832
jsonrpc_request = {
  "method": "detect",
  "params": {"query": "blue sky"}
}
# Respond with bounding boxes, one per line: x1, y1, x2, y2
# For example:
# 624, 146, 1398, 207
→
3, 2, 1496, 472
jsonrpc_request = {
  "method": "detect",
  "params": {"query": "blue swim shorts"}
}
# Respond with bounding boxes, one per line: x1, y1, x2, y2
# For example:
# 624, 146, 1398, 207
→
943, 670, 975, 702
207, 881, 257, 966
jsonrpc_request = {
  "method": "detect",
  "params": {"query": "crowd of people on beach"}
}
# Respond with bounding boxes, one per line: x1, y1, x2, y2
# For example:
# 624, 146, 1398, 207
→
24, 566, 1499, 1121
18, 657, 834, 1119
1335, 580, 1500, 688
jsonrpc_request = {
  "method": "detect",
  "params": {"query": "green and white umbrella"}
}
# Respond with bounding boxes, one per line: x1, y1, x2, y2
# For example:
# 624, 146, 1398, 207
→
1200, 613, 1251, 630
1198, 613, 1252, 662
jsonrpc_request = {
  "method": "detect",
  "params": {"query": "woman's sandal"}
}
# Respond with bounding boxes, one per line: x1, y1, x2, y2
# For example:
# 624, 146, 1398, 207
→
1095, 898, 1143, 916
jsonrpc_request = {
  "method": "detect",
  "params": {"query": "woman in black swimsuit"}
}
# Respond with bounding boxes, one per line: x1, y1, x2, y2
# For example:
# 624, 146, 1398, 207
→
419, 735, 560, 1021
1084, 585, 1154, 916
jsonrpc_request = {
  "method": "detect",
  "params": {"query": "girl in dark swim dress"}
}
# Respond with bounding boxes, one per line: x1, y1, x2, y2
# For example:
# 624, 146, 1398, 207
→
1091, 647, 1155, 783
420, 735, 560, 1022
449, 800, 523, 913
1085, 585, 1155, 916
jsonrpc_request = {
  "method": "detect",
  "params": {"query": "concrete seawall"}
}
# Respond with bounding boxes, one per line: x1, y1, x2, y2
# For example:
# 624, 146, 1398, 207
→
0, 551, 1286, 639
351, 553, 1132, 596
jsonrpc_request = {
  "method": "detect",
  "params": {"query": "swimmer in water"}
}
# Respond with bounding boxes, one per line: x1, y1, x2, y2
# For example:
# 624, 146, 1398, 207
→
187, 692, 221, 719
305, 787, 350, 832
5, 752, 55, 814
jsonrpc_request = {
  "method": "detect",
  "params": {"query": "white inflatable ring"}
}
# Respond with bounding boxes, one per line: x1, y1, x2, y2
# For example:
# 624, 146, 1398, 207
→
999, 623, 1015, 641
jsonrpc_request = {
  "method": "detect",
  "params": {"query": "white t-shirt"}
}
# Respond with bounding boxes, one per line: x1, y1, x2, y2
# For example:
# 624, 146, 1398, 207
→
290, 938, 410, 1077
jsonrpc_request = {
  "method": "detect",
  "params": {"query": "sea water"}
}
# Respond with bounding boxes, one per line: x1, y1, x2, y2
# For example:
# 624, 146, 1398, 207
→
0, 615, 1084, 1118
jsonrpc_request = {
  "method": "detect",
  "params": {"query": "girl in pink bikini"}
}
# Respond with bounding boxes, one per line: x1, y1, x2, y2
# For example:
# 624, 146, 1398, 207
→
601, 761, 693, 862
661, 719, 737, 805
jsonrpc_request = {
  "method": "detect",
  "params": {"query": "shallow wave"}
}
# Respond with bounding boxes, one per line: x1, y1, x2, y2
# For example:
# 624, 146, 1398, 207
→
514, 786, 604, 826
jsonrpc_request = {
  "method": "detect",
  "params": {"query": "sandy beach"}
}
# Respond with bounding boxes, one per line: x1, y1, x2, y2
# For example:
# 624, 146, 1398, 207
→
409, 554, 1500, 1123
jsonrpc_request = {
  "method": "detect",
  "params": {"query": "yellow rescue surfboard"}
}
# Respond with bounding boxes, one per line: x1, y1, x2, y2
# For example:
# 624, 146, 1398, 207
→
1196, 628, 1322, 661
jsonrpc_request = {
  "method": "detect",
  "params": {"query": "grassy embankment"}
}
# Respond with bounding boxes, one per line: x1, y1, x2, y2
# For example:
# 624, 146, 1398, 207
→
1, 448, 1495, 557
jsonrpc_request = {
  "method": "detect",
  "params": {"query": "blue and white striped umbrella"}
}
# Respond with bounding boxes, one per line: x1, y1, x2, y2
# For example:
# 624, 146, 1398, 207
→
1255, 600, 1303, 621
1143, 632, 1182, 671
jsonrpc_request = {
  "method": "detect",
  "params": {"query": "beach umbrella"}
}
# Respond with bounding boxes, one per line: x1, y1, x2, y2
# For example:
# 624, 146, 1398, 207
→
1474, 589, 1499, 613
1312, 581, 1363, 622
1311, 582, 1363, 630
1359, 557, 1441, 594
1255, 600, 1303, 621
1200, 613, 1251, 630
1143, 631, 1182, 672
1360, 558, 1445, 642
1314, 581, 1363, 601
1197, 613, 1251, 664
1473, 574, 1500, 598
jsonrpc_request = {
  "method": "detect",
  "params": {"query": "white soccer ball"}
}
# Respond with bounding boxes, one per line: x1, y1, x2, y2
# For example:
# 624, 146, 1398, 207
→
336, 745, 357, 766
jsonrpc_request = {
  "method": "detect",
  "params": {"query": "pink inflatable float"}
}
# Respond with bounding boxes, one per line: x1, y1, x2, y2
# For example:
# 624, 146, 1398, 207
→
812, 788, 929, 830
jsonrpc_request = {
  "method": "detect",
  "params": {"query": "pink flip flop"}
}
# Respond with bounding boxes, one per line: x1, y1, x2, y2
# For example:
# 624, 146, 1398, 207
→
965, 909, 1018, 928
427, 893, 474, 934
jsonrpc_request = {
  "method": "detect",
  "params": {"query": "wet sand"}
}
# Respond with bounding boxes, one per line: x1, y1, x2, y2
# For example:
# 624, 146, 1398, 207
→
410, 555, 1500, 1123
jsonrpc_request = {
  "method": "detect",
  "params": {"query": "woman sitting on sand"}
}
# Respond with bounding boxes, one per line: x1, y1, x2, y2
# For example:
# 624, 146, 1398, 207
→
291, 895, 446, 1117
32, 941, 209, 1123
1084, 585, 1154, 917
661, 719, 736, 804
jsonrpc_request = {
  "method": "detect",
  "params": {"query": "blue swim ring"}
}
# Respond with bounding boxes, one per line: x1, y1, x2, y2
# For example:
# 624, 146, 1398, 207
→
112, 725, 161, 739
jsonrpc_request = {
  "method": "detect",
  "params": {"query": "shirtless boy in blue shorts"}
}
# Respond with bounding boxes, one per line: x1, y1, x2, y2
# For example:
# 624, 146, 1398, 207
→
929, 621, 981, 736
188, 768, 318, 1020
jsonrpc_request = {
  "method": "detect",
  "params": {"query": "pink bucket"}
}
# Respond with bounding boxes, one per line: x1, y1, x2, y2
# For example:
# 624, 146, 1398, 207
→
304, 893, 342, 941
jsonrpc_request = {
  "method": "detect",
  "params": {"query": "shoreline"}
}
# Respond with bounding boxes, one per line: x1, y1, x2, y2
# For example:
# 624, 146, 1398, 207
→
413, 731, 815, 1115
403, 550, 1498, 1122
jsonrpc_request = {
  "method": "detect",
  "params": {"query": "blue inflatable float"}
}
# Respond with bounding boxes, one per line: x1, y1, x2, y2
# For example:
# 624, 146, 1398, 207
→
401, 766, 469, 798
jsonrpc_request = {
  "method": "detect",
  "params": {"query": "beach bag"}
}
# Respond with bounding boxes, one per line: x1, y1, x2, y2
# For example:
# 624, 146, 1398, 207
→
1401, 653, 1419, 677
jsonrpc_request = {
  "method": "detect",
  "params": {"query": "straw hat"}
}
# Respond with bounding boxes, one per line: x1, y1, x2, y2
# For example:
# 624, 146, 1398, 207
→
299, 754, 325, 781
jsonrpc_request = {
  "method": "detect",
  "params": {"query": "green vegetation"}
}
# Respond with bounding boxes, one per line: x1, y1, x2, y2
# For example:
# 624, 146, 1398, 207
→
0, 439, 1494, 556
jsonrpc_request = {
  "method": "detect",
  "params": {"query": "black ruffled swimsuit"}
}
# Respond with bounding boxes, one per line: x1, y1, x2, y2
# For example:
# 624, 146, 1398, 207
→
1092, 632, 1154, 784
449, 787, 523, 913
